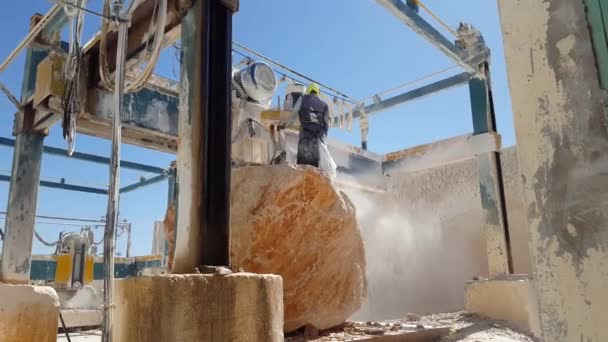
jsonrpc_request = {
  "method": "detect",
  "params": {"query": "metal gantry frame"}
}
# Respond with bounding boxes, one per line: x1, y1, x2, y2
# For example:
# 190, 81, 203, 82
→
0, 0, 510, 302
0, 137, 170, 195
372, 0, 512, 276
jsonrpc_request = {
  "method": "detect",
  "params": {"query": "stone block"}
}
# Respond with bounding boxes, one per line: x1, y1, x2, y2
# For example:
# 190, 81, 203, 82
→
0, 284, 59, 342
166, 165, 367, 332
114, 273, 284, 342
465, 275, 540, 337
230, 165, 366, 332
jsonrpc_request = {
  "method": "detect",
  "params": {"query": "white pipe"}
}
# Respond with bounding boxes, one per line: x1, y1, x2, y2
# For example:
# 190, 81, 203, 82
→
335, 99, 345, 129
0, 4, 63, 75
125, 0, 167, 92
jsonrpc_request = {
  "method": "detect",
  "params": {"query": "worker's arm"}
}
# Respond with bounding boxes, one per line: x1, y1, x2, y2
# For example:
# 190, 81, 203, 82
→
282, 97, 302, 129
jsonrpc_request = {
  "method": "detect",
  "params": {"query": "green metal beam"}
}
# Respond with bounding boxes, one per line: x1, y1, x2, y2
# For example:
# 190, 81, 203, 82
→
468, 64, 512, 276
584, 0, 608, 89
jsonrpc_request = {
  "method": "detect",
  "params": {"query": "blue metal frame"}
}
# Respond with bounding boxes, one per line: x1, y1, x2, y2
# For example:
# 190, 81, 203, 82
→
0, 174, 107, 194
375, 0, 482, 74
120, 174, 168, 194
347, 72, 470, 120
0, 137, 166, 174
0, 137, 170, 195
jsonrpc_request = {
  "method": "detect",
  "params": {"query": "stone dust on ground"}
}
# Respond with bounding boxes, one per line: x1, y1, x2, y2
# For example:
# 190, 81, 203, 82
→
58, 312, 537, 341
286, 311, 537, 342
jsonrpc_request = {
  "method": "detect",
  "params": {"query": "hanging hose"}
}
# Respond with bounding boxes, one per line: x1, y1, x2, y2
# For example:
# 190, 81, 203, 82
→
99, 0, 167, 93
333, 98, 344, 129
331, 97, 342, 128
59, 311, 72, 342
34, 231, 60, 247
360, 106, 369, 149
342, 100, 354, 132
62, 0, 88, 156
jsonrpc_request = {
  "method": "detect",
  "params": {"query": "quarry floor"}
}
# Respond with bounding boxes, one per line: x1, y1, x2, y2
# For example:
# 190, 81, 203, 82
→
286, 312, 535, 341
57, 312, 535, 341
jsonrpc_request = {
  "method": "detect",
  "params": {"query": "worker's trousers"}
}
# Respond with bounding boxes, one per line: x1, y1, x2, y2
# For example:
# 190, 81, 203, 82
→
297, 124, 323, 167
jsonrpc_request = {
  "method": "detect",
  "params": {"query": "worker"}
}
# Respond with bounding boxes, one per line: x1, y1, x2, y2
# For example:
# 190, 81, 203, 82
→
279, 82, 330, 167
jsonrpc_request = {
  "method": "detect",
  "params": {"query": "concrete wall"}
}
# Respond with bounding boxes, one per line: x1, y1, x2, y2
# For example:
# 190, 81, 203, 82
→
347, 146, 531, 321
498, 0, 608, 340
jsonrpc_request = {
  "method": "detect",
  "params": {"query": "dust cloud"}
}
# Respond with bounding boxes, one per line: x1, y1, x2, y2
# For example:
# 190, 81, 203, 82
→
339, 169, 488, 321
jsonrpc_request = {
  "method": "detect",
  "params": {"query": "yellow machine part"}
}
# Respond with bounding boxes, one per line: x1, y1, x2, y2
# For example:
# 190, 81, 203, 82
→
54, 253, 95, 285
260, 110, 300, 131
84, 255, 95, 284
54, 253, 72, 285
34, 53, 65, 108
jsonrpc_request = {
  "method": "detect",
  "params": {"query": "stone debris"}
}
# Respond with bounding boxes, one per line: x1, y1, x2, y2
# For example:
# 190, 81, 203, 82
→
362, 327, 386, 335
285, 312, 536, 341
405, 313, 421, 321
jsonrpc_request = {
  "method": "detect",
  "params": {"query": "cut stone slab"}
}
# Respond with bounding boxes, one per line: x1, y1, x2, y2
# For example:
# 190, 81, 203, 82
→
165, 165, 367, 332
465, 275, 540, 338
0, 283, 59, 342
113, 273, 284, 342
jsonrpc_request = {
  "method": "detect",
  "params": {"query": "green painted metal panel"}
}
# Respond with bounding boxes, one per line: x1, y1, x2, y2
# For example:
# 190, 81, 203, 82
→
93, 262, 134, 279
585, 0, 608, 89
30, 259, 56, 281
469, 77, 490, 134
601, 0, 608, 39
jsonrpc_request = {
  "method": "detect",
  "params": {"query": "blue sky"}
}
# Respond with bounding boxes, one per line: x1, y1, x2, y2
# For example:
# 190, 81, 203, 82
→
0, 1, 513, 257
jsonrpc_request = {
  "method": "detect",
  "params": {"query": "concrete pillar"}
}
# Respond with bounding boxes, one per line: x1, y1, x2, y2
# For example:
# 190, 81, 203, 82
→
1, 127, 44, 283
173, 0, 206, 273
113, 273, 284, 342
0, 284, 59, 342
498, 0, 608, 340
469, 65, 512, 276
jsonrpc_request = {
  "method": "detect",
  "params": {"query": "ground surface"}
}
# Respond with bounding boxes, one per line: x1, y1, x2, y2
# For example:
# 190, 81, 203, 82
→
286, 312, 537, 342
57, 330, 101, 341
57, 312, 536, 341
